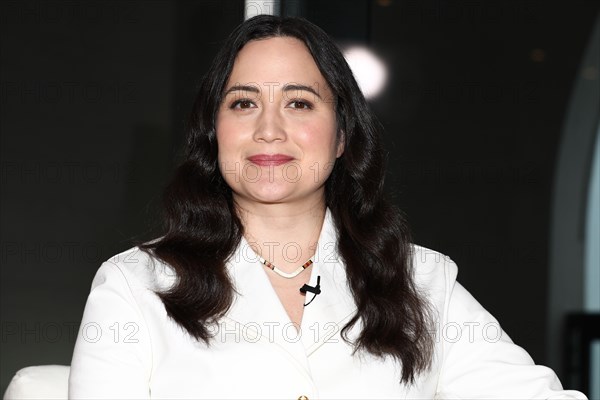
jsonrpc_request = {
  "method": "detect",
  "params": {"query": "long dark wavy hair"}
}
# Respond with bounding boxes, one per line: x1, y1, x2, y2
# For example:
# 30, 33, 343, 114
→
141, 14, 433, 383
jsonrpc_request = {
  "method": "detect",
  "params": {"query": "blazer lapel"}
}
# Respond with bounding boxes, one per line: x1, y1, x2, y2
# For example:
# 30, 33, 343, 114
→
298, 209, 357, 356
223, 209, 358, 369
224, 230, 312, 372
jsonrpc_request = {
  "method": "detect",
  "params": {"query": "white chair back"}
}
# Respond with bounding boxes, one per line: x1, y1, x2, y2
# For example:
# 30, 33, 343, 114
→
3, 365, 69, 400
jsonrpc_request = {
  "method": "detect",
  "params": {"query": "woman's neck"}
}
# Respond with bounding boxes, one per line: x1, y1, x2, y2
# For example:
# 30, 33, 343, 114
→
235, 199, 326, 273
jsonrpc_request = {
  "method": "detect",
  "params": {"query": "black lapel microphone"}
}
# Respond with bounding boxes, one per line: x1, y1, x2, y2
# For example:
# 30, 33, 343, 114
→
300, 275, 321, 307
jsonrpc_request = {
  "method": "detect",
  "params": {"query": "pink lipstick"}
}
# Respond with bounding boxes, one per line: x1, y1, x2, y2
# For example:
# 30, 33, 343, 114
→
247, 154, 294, 167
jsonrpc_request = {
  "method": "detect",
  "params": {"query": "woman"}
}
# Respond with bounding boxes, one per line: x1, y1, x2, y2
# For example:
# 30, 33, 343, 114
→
69, 15, 586, 399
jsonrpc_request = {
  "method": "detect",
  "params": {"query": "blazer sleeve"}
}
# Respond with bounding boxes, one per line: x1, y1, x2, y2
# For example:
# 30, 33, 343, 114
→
68, 261, 152, 399
434, 259, 587, 399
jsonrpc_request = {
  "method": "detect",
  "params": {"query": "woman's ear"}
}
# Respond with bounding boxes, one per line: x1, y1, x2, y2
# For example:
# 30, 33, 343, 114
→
336, 131, 345, 158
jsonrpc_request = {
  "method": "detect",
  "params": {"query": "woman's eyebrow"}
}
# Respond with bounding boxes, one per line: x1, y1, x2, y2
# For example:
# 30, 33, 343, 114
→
283, 84, 322, 100
223, 83, 323, 100
223, 85, 260, 96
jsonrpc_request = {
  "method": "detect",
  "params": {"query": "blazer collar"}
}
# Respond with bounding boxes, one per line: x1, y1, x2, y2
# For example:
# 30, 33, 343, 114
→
223, 208, 357, 359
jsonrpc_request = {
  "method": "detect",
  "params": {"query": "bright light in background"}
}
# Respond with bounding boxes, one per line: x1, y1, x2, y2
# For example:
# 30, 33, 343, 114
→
343, 46, 388, 99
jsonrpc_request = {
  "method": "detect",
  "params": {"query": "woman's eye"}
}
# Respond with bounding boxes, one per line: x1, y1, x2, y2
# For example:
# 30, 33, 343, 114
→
230, 99, 256, 110
288, 100, 313, 110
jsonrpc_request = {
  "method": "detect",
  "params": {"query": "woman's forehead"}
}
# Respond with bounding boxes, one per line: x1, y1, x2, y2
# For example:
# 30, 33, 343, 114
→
227, 37, 330, 91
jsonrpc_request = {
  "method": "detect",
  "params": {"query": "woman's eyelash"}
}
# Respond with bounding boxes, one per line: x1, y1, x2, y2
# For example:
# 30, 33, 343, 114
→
229, 99, 256, 109
228, 98, 314, 110
288, 99, 314, 109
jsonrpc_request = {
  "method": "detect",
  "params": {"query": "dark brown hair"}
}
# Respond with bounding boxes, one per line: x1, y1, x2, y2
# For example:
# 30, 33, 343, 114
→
141, 15, 433, 384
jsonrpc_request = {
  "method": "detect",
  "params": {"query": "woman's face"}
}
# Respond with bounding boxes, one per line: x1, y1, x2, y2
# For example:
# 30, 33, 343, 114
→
216, 37, 343, 209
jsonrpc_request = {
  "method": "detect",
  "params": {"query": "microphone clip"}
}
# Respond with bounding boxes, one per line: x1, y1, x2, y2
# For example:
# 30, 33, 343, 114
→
300, 276, 321, 306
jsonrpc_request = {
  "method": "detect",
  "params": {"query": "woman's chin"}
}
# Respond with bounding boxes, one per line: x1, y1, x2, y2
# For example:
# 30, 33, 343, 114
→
247, 191, 294, 205
233, 185, 322, 207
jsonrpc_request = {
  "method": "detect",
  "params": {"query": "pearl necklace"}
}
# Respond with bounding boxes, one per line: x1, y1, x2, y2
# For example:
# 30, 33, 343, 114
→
259, 257, 313, 279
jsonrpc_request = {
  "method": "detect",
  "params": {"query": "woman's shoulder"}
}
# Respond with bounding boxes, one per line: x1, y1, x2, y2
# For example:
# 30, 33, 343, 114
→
410, 244, 459, 291
91, 245, 175, 293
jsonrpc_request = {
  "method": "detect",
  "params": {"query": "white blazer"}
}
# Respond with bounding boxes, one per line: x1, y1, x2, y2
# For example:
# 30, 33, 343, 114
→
69, 209, 586, 399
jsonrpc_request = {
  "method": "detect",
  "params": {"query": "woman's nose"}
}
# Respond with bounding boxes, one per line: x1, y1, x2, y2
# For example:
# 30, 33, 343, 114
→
253, 106, 287, 143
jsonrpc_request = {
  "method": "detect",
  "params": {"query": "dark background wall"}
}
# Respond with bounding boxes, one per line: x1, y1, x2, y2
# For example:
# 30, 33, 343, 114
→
1, 0, 598, 394
0, 0, 179, 392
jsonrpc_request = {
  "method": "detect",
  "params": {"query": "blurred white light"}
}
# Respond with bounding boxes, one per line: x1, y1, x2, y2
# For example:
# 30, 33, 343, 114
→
343, 46, 387, 99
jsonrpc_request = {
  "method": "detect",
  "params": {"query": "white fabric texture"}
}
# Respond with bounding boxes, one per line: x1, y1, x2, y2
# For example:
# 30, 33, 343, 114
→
4, 365, 69, 400
68, 209, 588, 399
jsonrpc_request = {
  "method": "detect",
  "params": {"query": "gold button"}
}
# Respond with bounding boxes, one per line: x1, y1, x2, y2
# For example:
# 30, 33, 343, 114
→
297, 396, 309, 400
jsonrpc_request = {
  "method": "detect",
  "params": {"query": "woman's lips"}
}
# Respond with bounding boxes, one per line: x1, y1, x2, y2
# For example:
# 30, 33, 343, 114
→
247, 154, 295, 166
